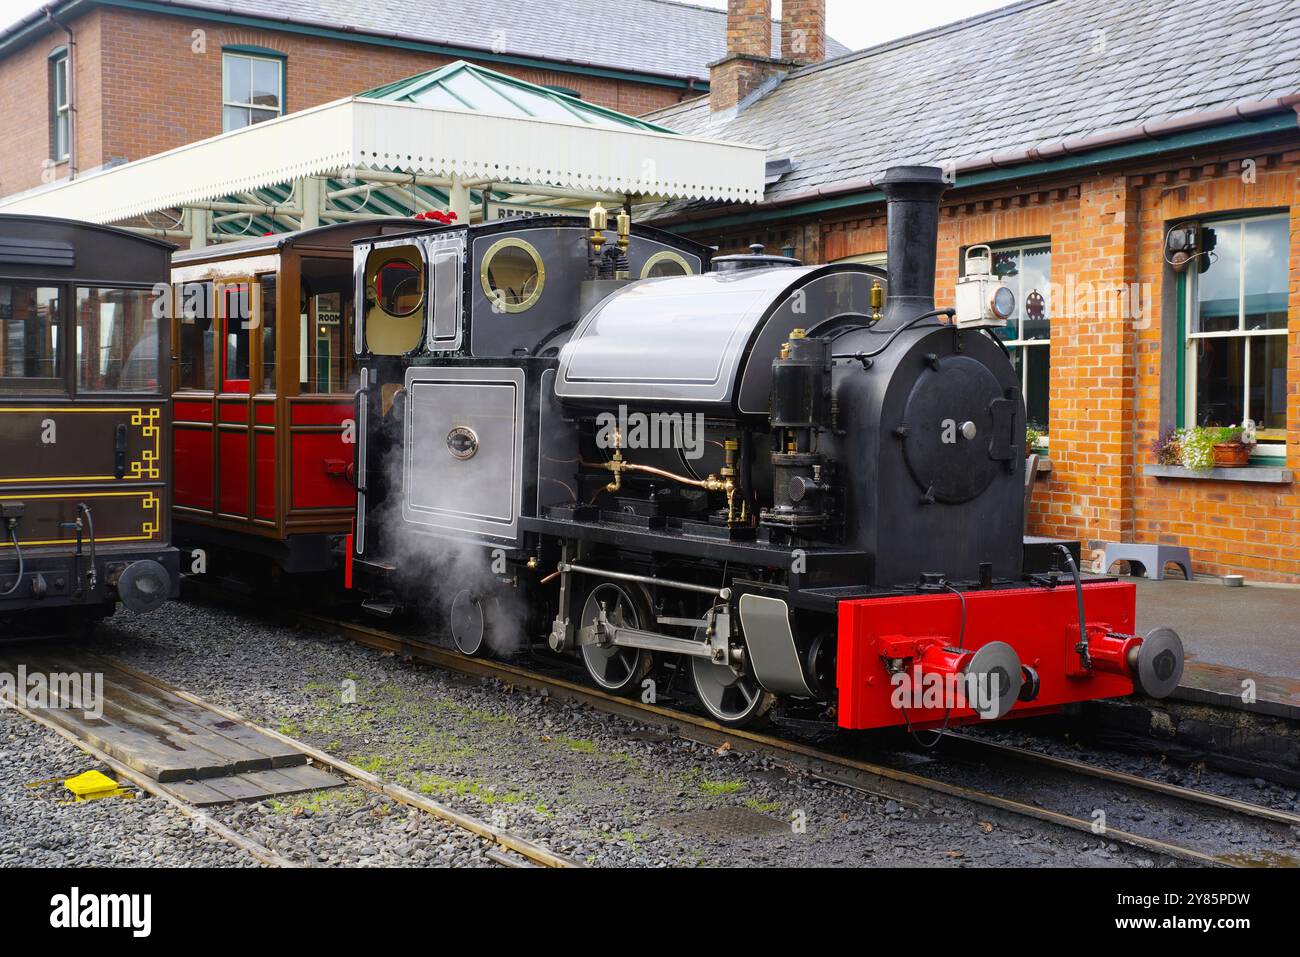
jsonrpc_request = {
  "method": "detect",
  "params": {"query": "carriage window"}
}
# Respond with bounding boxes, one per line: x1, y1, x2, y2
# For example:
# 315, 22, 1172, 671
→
0, 283, 61, 384
178, 281, 214, 391
305, 292, 347, 394
258, 274, 276, 393
641, 250, 693, 279
221, 282, 251, 390
480, 238, 544, 312
75, 287, 160, 392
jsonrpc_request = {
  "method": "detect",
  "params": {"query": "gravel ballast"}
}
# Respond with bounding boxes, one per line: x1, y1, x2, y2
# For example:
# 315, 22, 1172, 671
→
0, 706, 253, 868
0, 598, 1189, 868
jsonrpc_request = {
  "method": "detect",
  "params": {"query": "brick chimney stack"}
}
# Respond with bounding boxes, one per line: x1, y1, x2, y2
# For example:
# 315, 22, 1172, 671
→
709, 0, 792, 112
781, 0, 826, 64
728, 0, 772, 57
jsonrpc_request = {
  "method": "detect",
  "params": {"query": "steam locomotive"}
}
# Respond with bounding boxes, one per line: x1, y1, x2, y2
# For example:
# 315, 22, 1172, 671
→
349, 166, 1185, 730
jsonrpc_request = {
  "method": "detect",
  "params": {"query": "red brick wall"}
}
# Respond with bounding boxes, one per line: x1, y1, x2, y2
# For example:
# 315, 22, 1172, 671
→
700, 144, 1300, 583
0, 9, 106, 195
0, 8, 688, 195
1129, 160, 1300, 581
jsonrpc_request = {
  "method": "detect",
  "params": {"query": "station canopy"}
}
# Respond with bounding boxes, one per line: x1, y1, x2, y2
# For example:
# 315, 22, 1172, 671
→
0, 61, 765, 246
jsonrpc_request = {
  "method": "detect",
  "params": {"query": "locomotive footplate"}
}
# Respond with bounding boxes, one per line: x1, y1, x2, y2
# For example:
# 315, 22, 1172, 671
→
522, 513, 868, 582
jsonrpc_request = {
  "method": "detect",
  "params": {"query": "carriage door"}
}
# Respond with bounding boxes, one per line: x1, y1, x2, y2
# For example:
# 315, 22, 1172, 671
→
216, 281, 253, 520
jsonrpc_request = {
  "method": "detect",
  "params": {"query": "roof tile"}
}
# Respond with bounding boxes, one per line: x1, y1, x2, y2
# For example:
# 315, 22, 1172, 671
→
647, 0, 1299, 212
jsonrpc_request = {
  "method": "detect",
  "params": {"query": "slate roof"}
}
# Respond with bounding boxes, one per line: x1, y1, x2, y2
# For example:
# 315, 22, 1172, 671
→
647, 0, 1300, 208
0, 0, 850, 82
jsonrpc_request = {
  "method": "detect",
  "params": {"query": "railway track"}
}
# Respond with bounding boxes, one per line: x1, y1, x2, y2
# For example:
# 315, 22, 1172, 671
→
3, 658, 576, 870
277, 606, 1299, 868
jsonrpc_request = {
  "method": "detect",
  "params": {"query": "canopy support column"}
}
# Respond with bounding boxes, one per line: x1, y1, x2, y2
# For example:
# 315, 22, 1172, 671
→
188, 207, 211, 249
449, 174, 470, 223
299, 177, 323, 230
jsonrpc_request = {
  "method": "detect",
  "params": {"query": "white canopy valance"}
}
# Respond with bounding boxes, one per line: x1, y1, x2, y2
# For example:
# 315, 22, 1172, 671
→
0, 96, 766, 225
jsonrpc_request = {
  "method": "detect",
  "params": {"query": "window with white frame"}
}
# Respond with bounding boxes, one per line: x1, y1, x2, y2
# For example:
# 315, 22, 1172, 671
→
1184, 213, 1289, 453
989, 242, 1051, 434
50, 50, 69, 161
222, 51, 282, 132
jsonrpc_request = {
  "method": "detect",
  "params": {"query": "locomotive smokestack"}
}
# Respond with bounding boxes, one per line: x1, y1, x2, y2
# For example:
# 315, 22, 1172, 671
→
879, 166, 948, 332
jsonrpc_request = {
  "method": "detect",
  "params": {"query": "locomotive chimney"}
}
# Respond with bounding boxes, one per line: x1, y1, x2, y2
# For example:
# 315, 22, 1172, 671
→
878, 166, 948, 332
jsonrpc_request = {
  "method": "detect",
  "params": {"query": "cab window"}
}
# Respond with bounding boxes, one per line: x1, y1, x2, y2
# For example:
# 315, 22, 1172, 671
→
363, 245, 425, 356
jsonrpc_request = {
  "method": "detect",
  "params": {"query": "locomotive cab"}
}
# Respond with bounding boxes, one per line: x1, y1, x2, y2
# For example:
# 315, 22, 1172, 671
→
350, 216, 714, 578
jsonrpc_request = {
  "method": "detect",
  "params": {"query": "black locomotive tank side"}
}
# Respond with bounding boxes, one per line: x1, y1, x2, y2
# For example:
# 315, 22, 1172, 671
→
0, 215, 180, 636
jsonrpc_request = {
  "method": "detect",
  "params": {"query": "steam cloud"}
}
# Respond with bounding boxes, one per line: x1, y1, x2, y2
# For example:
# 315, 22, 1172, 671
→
372, 405, 528, 657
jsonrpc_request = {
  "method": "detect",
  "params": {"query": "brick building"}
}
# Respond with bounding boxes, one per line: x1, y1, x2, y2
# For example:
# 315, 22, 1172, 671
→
0, 0, 849, 198
651, 0, 1300, 582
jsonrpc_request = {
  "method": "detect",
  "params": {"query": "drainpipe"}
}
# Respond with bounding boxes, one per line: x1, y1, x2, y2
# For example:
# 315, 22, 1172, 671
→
45, 6, 76, 180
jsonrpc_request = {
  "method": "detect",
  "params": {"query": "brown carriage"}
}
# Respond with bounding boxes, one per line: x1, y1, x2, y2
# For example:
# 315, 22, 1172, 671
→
0, 215, 178, 634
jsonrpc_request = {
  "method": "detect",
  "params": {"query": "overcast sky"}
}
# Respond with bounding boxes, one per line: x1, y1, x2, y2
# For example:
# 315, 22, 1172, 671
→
693, 0, 1018, 50
1, 0, 1019, 51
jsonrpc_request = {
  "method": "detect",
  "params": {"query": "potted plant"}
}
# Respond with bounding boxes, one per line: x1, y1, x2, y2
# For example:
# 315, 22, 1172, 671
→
1209, 424, 1255, 468
1025, 426, 1044, 457
1151, 426, 1181, 466
1178, 426, 1215, 471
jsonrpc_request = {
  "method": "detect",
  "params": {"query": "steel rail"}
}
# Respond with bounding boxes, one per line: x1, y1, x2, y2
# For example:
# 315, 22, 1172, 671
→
0, 693, 298, 869
940, 732, 1300, 829
98, 656, 578, 870
282, 610, 1274, 868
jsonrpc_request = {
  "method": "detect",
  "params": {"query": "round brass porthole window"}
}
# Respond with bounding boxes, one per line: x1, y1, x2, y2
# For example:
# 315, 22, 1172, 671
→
480, 237, 544, 313
640, 250, 693, 279
365, 246, 425, 318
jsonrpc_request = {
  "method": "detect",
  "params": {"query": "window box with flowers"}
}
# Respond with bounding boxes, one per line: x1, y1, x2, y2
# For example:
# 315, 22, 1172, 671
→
1146, 424, 1291, 484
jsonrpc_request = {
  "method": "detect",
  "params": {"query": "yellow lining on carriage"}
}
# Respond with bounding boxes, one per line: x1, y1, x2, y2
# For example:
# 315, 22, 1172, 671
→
0, 490, 160, 547
0, 406, 161, 484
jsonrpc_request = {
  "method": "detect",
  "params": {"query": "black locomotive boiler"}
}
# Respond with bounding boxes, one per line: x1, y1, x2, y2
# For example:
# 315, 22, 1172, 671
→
349, 167, 1184, 729
0, 216, 179, 636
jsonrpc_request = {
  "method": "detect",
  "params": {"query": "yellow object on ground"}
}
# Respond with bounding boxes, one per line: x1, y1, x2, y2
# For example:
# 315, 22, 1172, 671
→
63, 770, 130, 801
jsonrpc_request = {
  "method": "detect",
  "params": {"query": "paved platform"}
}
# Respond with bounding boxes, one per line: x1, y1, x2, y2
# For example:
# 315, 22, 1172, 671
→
1131, 578, 1300, 720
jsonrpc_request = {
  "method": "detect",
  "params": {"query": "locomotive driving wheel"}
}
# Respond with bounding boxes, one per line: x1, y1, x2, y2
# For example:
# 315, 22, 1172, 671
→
579, 582, 654, 696
449, 588, 491, 657
690, 611, 773, 728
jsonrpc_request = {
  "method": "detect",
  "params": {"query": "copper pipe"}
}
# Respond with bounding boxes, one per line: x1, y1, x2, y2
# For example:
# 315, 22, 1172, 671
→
579, 458, 722, 491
